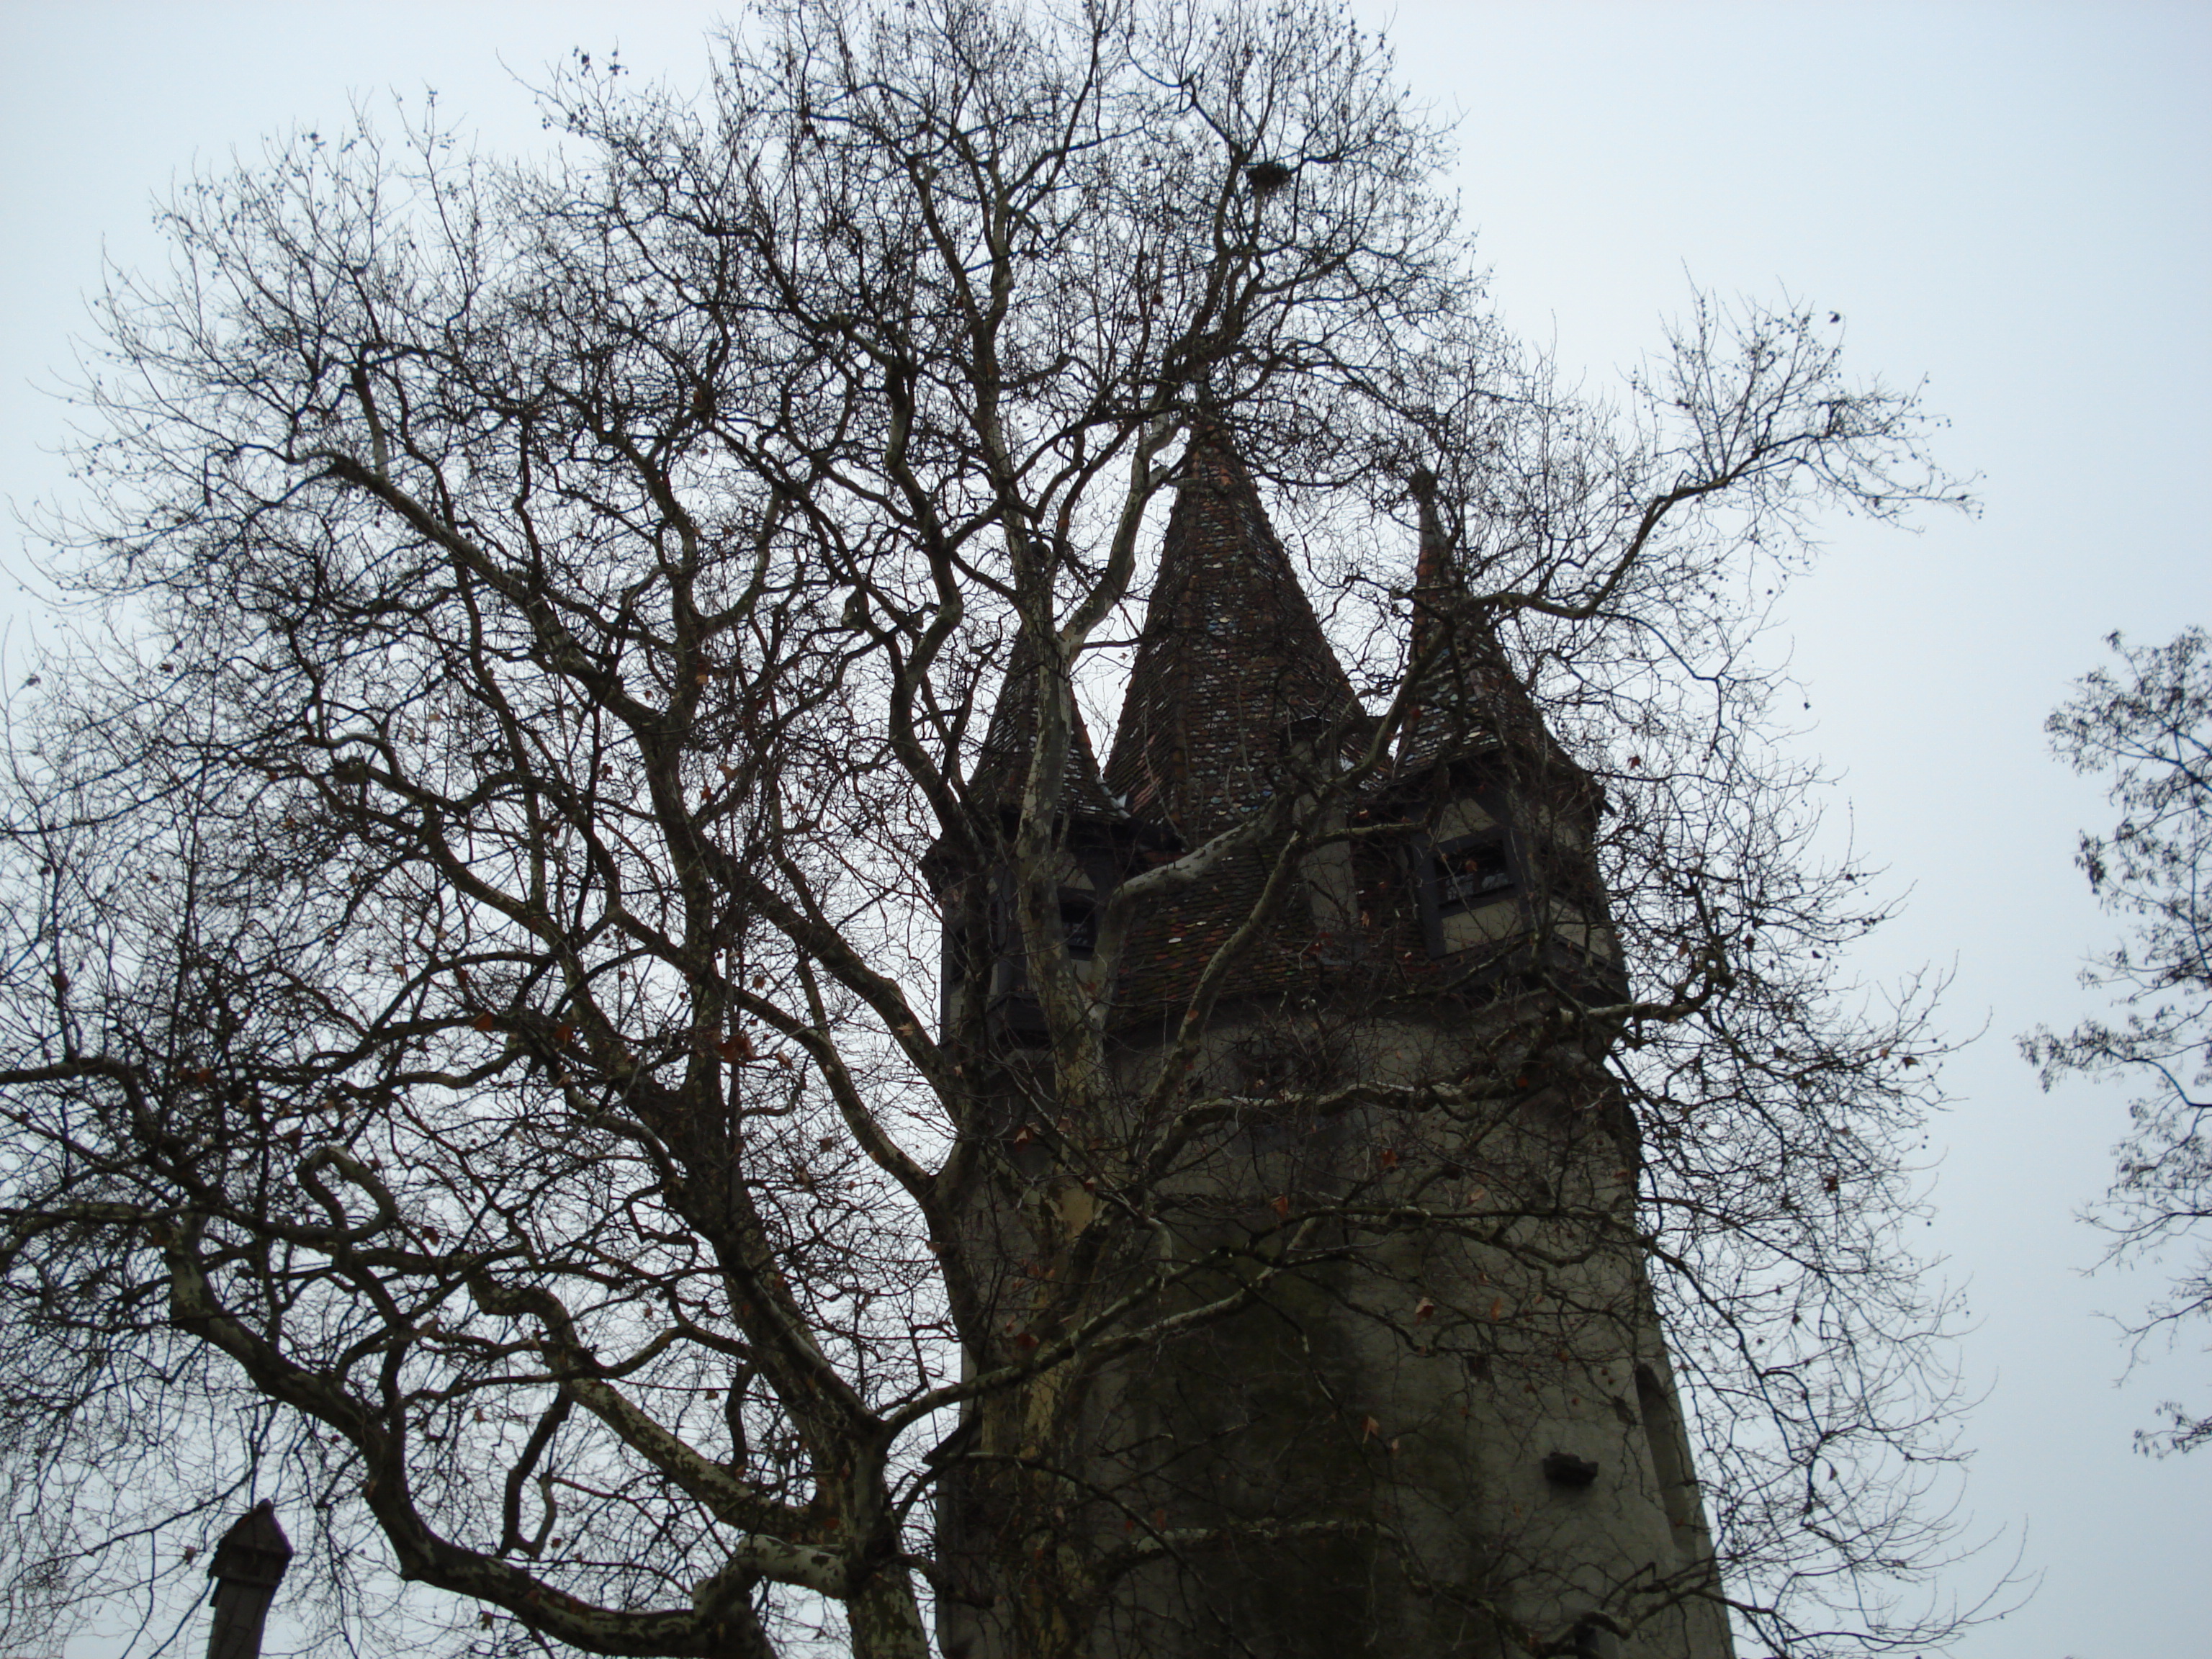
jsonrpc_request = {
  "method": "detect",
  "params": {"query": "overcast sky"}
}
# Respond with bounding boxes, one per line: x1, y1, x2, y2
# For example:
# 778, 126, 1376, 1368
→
2, 3, 2207, 1656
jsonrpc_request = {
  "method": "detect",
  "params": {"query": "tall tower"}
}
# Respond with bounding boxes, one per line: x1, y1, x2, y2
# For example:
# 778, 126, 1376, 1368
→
934, 432, 1735, 1659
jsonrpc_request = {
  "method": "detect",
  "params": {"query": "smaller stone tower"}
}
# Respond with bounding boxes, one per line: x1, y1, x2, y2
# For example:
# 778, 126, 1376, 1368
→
934, 431, 1735, 1659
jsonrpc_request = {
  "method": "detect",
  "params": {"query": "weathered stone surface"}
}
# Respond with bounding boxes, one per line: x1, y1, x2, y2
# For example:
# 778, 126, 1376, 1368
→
937, 433, 1733, 1659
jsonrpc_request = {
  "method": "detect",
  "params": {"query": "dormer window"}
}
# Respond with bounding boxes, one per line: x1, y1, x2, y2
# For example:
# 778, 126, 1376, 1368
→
1431, 834, 1514, 913
1058, 890, 1100, 960
1415, 827, 1523, 961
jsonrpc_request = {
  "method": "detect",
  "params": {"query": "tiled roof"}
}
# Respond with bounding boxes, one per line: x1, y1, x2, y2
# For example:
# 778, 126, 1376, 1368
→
968, 627, 1125, 823
1393, 471, 1575, 783
954, 443, 1598, 1036
1104, 427, 1365, 842
1101, 428, 1385, 1021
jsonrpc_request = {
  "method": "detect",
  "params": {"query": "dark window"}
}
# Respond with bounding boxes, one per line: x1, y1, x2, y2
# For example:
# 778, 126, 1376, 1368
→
1058, 891, 1099, 959
1430, 835, 1514, 914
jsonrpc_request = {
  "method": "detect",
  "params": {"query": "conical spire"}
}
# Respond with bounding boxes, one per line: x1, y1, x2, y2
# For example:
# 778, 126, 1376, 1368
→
1105, 426, 1363, 840
970, 624, 1123, 822
1395, 469, 1566, 778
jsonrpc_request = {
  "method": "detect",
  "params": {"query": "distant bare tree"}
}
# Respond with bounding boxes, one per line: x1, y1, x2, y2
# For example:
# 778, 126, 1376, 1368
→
2025, 627, 2212, 1455
0, 3, 1974, 1655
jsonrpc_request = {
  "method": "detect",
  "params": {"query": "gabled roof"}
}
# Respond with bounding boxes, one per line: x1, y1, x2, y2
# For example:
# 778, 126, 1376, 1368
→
1105, 426, 1364, 842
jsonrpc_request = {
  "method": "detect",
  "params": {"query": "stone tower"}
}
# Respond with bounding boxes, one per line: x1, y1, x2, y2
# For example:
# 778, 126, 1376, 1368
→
933, 431, 1736, 1659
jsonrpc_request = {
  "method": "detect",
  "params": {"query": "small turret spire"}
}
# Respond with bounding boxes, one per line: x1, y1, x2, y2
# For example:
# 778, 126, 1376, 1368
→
971, 624, 1121, 823
1395, 468, 1563, 778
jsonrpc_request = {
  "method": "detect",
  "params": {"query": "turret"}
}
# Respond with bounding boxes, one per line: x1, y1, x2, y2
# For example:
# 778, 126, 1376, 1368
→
1390, 468, 1626, 1001
934, 626, 1130, 1044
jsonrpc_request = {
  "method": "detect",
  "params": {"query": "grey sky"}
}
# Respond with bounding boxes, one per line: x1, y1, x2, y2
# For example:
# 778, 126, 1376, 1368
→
1, 2, 2206, 1655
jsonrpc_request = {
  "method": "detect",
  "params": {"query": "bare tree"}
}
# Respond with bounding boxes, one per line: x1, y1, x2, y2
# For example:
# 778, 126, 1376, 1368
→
2024, 627, 2212, 1455
0, 3, 1976, 1656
